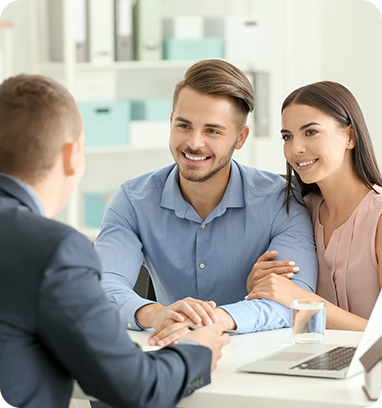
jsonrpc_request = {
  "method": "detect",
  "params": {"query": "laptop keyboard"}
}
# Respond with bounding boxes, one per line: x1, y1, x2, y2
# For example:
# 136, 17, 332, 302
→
291, 346, 357, 371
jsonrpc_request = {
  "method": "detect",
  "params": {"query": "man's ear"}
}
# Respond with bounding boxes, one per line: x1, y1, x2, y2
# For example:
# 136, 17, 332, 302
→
61, 141, 77, 176
235, 125, 250, 150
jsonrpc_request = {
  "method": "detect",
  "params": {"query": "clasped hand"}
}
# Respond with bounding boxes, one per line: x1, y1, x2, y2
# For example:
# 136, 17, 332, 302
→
136, 297, 220, 347
246, 250, 300, 293
135, 298, 234, 371
246, 250, 308, 307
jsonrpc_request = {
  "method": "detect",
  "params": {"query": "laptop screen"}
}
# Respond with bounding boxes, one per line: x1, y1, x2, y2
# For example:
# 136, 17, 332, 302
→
347, 288, 382, 377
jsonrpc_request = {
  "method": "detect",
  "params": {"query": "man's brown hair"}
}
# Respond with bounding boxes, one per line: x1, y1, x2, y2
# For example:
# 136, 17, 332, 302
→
173, 59, 255, 129
0, 74, 82, 183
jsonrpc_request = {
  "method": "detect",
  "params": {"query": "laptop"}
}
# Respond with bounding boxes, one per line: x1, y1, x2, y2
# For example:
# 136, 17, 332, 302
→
238, 289, 382, 379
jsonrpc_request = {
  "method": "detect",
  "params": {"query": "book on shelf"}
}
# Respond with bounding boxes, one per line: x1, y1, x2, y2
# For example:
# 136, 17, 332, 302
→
48, 0, 89, 63
88, 0, 115, 65
133, 0, 162, 61
115, 0, 134, 61
48, 0, 164, 63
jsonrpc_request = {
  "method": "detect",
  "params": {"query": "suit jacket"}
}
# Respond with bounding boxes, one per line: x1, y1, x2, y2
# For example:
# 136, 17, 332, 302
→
0, 175, 211, 408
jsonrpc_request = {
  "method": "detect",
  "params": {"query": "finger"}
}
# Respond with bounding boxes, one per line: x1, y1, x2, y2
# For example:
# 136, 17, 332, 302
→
153, 324, 191, 347
157, 326, 190, 347
177, 302, 216, 325
206, 300, 217, 309
185, 298, 217, 310
246, 291, 272, 301
148, 319, 175, 344
164, 309, 186, 323
258, 260, 298, 270
193, 302, 219, 324
249, 263, 295, 285
256, 250, 278, 262
149, 317, 194, 342
250, 266, 299, 285
266, 265, 300, 275
149, 308, 186, 331
255, 272, 280, 284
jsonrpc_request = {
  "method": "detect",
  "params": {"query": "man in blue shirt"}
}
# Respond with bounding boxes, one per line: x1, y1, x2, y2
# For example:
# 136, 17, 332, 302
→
95, 59, 318, 347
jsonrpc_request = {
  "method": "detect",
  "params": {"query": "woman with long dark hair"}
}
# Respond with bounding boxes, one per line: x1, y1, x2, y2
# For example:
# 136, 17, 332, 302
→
246, 81, 382, 330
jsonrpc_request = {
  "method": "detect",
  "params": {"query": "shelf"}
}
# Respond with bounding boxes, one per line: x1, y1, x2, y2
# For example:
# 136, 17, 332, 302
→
40, 58, 254, 73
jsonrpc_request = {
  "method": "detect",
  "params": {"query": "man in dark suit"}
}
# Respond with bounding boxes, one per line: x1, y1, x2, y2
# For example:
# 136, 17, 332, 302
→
0, 74, 230, 408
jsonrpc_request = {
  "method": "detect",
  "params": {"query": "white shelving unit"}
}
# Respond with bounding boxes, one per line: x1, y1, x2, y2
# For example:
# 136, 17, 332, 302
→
31, 0, 287, 236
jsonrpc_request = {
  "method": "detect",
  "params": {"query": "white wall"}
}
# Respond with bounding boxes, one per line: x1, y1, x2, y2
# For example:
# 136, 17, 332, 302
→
283, 0, 322, 92
1, 0, 38, 74
252, 0, 323, 174
282, 0, 382, 164
320, 0, 382, 163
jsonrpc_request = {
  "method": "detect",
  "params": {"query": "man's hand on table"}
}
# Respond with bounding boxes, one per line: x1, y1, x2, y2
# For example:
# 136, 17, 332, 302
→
135, 296, 217, 327
148, 307, 236, 347
181, 320, 231, 371
135, 298, 236, 347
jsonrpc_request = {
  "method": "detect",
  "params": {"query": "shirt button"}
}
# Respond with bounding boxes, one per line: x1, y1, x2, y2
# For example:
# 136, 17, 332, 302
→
199, 263, 205, 269
201, 224, 206, 229
127, 323, 131, 328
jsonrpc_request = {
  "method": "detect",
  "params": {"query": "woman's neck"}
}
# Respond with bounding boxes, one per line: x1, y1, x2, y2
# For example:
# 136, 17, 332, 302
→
317, 171, 370, 219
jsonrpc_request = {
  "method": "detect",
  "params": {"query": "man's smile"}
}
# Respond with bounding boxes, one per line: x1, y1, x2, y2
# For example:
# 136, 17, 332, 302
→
182, 152, 212, 163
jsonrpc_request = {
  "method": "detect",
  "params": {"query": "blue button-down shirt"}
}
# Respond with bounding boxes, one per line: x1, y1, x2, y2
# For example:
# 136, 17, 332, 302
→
95, 161, 318, 333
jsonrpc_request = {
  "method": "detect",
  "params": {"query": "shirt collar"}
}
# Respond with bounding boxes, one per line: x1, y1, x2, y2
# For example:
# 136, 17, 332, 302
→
160, 160, 245, 222
0, 172, 46, 217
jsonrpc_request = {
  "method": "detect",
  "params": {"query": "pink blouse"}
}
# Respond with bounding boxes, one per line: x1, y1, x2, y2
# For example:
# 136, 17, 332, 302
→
305, 186, 382, 319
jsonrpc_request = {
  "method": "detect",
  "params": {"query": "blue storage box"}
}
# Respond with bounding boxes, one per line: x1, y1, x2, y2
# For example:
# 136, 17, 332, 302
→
131, 99, 172, 121
163, 37, 223, 60
78, 101, 131, 147
84, 191, 116, 228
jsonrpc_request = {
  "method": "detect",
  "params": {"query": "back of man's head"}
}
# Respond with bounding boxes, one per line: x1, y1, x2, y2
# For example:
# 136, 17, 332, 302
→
0, 74, 82, 183
173, 59, 255, 128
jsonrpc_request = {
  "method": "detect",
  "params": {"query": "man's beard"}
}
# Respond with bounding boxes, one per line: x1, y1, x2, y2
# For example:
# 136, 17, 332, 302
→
172, 140, 237, 183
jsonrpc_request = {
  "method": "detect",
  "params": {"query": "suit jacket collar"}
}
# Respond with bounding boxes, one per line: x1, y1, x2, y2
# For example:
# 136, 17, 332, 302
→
0, 174, 41, 214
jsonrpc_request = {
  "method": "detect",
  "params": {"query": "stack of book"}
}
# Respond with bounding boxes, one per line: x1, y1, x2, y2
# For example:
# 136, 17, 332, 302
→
48, 0, 162, 63
48, 1, 271, 64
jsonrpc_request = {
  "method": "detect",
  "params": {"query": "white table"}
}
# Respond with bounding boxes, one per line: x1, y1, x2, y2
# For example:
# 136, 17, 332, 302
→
73, 328, 375, 408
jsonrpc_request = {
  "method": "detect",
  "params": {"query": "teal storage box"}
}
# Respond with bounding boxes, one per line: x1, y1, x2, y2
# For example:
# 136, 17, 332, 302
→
163, 37, 223, 60
131, 99, 171, 121
79, 101, 131, 147
84, 191, 115, 227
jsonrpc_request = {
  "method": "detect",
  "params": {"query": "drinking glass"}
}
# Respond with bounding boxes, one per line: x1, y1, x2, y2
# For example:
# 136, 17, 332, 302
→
291, 299, 326, 344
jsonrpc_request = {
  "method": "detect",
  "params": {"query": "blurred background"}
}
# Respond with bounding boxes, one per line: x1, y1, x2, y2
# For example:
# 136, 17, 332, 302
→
0, 0, 381, 238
